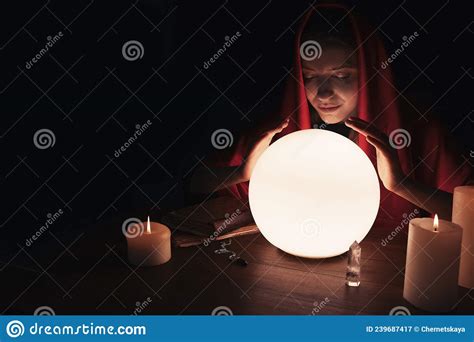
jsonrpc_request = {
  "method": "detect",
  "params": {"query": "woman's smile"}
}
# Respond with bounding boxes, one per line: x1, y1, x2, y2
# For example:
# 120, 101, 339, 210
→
317, 104, 342, 113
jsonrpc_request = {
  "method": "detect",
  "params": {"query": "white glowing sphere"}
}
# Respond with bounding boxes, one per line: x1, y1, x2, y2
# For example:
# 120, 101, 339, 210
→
249, 129, 380, 258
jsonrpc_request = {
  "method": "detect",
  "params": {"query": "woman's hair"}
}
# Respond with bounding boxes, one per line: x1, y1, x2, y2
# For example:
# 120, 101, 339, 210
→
301, 7, 356, 49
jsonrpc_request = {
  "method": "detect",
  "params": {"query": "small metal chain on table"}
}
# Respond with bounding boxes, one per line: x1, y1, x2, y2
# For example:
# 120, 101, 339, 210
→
214, 239, 248, 266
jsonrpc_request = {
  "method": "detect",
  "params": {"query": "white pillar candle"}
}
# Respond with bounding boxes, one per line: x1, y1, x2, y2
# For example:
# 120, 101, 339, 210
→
453, 186, 474, 288
126, 217, 171, 266
403, 215, 462, 312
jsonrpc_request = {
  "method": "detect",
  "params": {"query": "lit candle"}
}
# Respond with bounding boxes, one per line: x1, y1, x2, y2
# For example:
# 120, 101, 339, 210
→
452, 186, 474, 288
403, 214, 462, 312
125, 216, 172, 266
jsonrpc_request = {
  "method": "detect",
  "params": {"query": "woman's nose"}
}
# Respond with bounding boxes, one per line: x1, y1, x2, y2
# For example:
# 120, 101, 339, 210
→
316, 81, 334, 100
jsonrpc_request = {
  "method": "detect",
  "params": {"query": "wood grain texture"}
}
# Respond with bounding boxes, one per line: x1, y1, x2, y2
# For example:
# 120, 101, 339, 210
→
1, 197, 472, 315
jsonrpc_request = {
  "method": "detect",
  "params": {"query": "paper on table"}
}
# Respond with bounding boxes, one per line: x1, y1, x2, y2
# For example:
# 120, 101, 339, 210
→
160, 197, 258, 247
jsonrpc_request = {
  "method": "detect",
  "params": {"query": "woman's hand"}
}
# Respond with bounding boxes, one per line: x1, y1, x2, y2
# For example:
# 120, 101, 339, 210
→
240, 118, 290, 181
344, 117, 405, 192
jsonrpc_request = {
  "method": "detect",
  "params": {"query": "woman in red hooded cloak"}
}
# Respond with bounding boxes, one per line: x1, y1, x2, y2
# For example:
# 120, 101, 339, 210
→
188, 4, 472, 224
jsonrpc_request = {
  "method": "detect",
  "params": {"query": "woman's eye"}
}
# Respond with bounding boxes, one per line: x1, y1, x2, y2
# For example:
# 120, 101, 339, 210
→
333, 73, 350, 80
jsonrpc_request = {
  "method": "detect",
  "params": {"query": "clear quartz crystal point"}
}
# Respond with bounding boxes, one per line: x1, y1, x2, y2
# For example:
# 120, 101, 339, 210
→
346, 240, 361, 287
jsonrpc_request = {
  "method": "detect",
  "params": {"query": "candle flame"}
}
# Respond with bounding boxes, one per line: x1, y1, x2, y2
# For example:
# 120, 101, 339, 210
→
433, 214, 438, 232
147, 216, 151, 234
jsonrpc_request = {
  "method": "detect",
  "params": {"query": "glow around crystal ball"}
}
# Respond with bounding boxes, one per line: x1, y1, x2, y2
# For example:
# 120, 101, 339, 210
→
249, 129, 380, 258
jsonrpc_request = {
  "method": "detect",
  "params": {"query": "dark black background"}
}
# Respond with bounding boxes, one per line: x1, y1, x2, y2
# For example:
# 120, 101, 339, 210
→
1, 0, 472, 252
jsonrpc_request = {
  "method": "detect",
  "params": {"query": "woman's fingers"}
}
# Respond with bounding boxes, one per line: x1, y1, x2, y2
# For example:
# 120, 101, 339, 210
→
257, 118, 289, 142
279, 118, 290, 130
365, 135, 392, 157
345, 117, 387, 144
344, 117, 381, 137
270, 118, 290, 134
279, 117, 290, 128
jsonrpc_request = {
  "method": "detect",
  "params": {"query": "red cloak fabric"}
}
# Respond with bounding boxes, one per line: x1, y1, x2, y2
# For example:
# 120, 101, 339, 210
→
204, 4, 472, 223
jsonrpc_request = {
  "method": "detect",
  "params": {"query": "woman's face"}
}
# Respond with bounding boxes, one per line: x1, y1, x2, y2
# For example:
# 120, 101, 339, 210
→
301, 43, 358, 124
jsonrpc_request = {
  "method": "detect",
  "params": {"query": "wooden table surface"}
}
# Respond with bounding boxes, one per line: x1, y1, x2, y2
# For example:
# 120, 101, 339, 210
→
1, 204, 473, 315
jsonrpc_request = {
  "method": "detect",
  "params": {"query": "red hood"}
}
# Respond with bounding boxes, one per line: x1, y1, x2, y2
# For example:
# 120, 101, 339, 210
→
203, 4, 472, 224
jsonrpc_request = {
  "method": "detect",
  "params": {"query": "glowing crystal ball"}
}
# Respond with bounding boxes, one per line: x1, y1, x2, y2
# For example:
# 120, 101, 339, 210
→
249, 129, 380, 258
